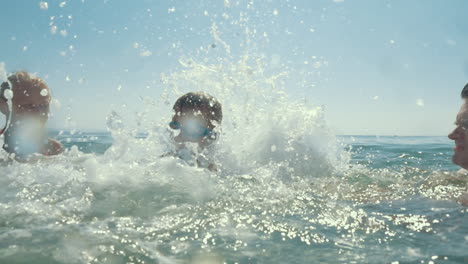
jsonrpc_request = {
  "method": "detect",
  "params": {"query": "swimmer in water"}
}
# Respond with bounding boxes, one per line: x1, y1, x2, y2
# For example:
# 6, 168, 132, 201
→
448, 82, 468, 206
166, 92, 222, 171
0, 71, 63, 160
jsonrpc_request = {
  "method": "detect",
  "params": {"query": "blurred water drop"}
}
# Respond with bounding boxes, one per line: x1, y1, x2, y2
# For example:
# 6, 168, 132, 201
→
50, 25, 57, 34
40, 89, 48, 97
3, 89, 13, 100
140, 50, 152, 57
39, 1, 48, 10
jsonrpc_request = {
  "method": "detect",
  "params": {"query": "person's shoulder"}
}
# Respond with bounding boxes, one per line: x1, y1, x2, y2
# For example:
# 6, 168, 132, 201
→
44, 138, 63, 156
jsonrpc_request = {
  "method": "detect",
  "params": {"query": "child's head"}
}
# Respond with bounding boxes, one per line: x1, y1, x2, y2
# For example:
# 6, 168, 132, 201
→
170, 92, 222, 145
0, 71, 51, 123
0, 72, 54, 157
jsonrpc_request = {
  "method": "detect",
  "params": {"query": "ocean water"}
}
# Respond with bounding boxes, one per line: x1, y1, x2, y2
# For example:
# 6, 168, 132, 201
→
0, 130, 467, 264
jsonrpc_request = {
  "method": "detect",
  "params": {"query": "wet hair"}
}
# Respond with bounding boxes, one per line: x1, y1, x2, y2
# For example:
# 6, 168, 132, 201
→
173, 92, 222, 125
1, 71, 49, 102
462, 83, 468, 99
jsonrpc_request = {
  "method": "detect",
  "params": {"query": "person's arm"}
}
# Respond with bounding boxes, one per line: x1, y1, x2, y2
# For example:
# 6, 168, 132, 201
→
44, 138, 63, 156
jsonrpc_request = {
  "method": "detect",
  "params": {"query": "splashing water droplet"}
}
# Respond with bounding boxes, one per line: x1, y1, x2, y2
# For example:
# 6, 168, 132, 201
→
4, 89, 13, 100
39, 1, 48, 10
40, 89, 49, 97
140, 50, 152, 57
416, 99, 425, 107
106, 111, 125, 131
52, 98, 61, 109
50, 25, 57, 35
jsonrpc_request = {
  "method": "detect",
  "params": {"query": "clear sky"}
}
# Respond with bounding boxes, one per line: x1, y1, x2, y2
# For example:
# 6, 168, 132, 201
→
1, 0, 467, 136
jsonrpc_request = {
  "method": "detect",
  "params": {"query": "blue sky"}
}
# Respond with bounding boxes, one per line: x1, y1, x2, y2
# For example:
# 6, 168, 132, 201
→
1, 0, 467, 135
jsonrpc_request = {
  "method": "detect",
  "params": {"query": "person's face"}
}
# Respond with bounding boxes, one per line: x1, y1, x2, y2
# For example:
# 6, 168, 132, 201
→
171, 107, 214, 143
448, 100, 468, 169
11, 86, 50, 123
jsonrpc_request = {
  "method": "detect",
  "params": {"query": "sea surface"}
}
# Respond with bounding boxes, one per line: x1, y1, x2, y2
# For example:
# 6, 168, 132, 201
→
0, 132, 466, 264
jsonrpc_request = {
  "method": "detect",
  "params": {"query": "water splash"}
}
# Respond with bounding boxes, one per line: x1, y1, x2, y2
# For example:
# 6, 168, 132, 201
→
1, 3, 467, 264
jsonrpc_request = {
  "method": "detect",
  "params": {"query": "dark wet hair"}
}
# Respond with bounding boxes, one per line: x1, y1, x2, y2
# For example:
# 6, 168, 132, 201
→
462, 83, 468, 99
173, 92, 222, 124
